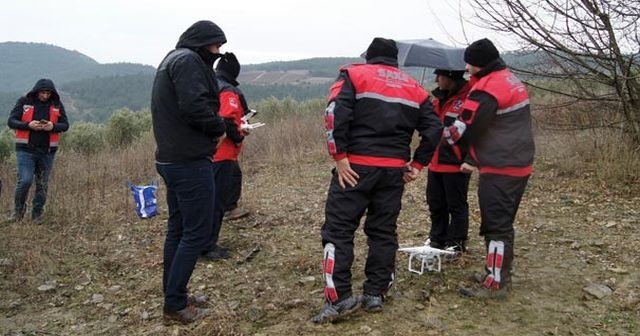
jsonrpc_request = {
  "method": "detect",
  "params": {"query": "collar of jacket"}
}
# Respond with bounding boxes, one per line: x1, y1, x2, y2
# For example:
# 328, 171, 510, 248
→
365, 56, 399, 67
474, 57, 507, 79
431, 79, 468, 101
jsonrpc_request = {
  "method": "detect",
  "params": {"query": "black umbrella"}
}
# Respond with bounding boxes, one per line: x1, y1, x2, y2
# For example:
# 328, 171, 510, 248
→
396, 38, 466, 70
361, 38, 466, 70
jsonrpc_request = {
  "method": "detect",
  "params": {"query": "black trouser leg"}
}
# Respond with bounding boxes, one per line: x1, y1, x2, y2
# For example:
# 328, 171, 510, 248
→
427, 171, 447, 244
442, 172, 471, 244
320, 168, 369, 302
478, 173, 529, 289
363, 168, 404, 296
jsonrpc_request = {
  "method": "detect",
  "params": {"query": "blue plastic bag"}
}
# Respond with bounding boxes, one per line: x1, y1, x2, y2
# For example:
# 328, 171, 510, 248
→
128, 180, 158, 218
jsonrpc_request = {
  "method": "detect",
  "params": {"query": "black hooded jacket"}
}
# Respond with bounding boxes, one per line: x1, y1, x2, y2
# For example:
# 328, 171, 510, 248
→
151, 21, 227, 163
8, 78, 70, 152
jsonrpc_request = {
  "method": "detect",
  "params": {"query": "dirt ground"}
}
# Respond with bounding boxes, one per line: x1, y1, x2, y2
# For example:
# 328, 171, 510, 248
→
1, 150, 639, 335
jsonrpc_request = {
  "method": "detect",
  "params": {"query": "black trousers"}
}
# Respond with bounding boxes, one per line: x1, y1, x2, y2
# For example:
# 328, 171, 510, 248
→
477, 173, 529, 288
320, 164, 404, 302
426, 170, 471, 245
205, 160, 242, 251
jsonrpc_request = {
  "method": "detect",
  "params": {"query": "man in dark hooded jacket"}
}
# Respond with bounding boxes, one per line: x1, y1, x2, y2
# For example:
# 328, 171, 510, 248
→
151, 20, 227, 324
313, 37, 442, 323
7, 78, 69, 223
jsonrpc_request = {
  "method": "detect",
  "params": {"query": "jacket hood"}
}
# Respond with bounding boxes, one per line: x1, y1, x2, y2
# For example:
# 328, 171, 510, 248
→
176, 20, 227, 49
27, 78, 60, 102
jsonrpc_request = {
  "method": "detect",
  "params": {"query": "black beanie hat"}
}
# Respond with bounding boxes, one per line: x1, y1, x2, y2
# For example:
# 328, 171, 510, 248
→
365, 37, 398, 61
464, 38, 500, 67
216, 52, 241, 79
433, 69, 466, 79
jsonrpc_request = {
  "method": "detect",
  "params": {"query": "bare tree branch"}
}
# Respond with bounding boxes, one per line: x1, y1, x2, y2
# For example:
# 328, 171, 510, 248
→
466, 0, 640, 144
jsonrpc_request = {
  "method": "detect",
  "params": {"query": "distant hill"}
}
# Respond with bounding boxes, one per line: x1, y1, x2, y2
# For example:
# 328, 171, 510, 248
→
0, 43, 353, 122
243, 57, 361, 78
0, 42, 155, 93
0, 42, 547, 123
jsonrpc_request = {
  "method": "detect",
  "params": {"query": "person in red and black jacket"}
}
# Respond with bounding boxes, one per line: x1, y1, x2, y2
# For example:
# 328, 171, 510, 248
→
426, 69, 472, 253
7, 78, 69, 223
443, 38, 535, 299
312, 37, 443, 323
201, 52, 250, 261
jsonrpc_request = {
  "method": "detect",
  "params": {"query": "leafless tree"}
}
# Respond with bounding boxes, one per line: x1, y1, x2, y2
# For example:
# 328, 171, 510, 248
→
466, 0, 640, 145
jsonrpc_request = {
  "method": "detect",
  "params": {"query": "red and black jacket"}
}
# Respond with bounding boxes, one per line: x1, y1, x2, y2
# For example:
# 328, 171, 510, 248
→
458, 59, 534, 177
428, 81, 471, 173
213, 74, 248, 162
8, 78, 69, 152
325, 58, 442, 170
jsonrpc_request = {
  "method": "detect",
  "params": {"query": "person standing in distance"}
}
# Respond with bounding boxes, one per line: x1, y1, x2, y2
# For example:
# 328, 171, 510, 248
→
426, 69, 472, 254
443, 38, 534, 299
151, 20, 227, 324
7, 78, 69, 223
313, 37, 442, 323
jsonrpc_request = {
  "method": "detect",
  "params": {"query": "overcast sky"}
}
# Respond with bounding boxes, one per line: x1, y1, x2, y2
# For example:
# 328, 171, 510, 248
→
0, 0, 511, 67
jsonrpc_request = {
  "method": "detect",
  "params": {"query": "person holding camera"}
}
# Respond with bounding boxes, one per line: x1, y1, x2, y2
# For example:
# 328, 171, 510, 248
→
7, 78, 70, 223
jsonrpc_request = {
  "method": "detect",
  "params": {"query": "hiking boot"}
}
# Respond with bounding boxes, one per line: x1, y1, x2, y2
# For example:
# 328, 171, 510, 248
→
360, 294, 383, 312
201, 246, 230, 261
224, 207, 250, 220
458, 285, 509, 300
445, 240, 466, 253
469, 271, 487, 284
425, 239, 445, 249
311, 296, 360, 324
163, 304, 210, 325
6, 212, 24, 223
188, 294, 209, 308
443, 241, 465, 261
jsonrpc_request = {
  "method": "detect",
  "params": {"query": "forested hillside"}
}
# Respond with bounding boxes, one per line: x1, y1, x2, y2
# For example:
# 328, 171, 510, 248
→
243, 57, 360, 77
0, 42, 154, 92
0, 42, 545, 123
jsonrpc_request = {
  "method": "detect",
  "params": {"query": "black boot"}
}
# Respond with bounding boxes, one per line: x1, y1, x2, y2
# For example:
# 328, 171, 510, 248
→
459, 238, 513, 300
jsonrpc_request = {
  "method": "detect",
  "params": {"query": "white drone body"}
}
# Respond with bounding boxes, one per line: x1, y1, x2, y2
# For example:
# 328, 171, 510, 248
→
398, 243, 457, 275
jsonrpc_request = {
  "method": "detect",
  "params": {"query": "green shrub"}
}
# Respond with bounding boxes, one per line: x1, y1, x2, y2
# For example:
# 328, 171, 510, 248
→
59, 122, 106, 155
0, 127, 15, 163
106, 108, 151, 148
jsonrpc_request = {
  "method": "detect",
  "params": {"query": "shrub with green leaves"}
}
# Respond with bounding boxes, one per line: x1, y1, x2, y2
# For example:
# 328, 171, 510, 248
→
0, 127, 15, 163
59, 122, 106, 155
106, 108, 151, 148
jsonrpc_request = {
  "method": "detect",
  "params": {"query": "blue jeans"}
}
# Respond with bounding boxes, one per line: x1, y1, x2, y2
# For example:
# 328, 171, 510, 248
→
156, 159, 216, 312
14, 148, 55, 219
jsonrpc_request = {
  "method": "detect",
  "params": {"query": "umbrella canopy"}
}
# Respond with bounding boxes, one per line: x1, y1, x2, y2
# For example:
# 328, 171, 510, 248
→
362, 38, 466, 70
397, 39, 466, 70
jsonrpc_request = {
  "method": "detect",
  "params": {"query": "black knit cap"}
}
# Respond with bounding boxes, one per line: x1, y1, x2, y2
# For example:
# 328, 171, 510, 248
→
216, 52, 240, 79
433, 69, 465, 79
365, 37, 398, 61
464, 38, 500, 67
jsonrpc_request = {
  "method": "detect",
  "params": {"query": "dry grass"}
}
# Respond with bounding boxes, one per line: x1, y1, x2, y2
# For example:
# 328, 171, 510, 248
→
534, 128, 640, 188
1, 103, 639, 335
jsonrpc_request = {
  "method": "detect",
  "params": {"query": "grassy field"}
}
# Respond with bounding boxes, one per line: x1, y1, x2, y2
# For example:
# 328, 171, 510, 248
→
1, 107, 639, 335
